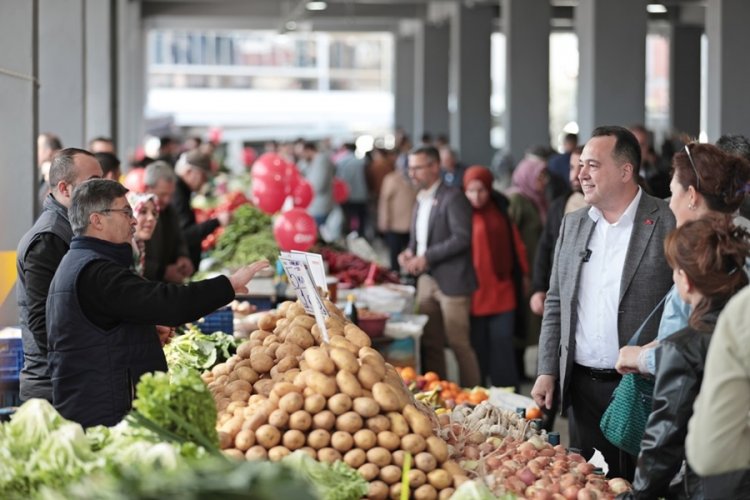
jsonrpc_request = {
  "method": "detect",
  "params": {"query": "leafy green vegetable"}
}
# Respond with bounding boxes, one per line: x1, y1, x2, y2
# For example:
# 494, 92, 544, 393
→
210, 204, 278, 268
164, 325, 237, 372
131, 368, 218, 450
282, 450, 368, 500
451, 479, 510, 500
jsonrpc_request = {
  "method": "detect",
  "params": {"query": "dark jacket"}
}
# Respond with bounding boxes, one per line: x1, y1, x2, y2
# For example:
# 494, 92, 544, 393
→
626, 309, 750, 499
171, 177, 220, 270
15, 194, 72, 401
47, 236, 235, 427
531, 193, 568, 294
407, 183, 477, 296
143, 204, 190, 281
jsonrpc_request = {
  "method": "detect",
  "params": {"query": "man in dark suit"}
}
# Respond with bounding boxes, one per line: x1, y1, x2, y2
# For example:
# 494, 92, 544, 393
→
398, 146, 481, 387
531, 126, 675, 479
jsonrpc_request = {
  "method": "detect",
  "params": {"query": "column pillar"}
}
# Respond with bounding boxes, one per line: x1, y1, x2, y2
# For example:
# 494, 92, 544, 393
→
419, 22, 450, 141
394, 28, 416, 138
503, 0, 550, 163
705, 0, 750, 139
117, 0, 145, 160
0, 0, 38, 325
669, 23, 701, 138
39, 0, 86, 147
576, 0, 647, 139
85, 0, 116, 145
449, 4, 493, 166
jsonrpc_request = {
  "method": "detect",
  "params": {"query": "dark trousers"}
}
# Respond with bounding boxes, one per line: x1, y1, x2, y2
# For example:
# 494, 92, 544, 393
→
470, 312, 519, 389
342, 202, 368, 236
568, 364, 636, 480
384, 231, 410, 272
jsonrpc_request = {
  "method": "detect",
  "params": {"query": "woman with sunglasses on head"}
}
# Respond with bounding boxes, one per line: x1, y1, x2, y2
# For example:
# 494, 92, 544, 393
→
616, 143, 750, 376
619, 217, 750, 499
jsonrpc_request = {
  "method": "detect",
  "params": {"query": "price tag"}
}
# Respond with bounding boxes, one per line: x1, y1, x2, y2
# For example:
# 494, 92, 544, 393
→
278, 253, 330, 343
291, 250, 328, 291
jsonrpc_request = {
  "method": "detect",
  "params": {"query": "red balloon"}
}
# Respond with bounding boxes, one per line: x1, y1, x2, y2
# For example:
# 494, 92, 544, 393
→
292, 179, 314, 209
332, 177, 350, 204
251, 176, 287, 214
253, 153, 299, 195
242, 147, 258, 169
273, 208, 318, 252
123, 168, 146, 193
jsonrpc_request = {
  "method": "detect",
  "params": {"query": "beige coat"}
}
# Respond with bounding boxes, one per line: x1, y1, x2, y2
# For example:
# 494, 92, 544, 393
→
377, 171, 416, 233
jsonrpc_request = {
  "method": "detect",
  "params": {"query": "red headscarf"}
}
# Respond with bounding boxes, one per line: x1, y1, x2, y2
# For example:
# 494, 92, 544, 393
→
464, 166, 513, 282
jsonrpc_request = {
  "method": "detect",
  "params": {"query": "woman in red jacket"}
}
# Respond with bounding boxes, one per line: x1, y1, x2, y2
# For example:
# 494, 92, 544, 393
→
463, 166, 529, 389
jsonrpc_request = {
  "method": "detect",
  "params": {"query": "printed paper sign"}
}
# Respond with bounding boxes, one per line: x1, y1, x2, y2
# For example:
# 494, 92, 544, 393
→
278, 253, 330, 343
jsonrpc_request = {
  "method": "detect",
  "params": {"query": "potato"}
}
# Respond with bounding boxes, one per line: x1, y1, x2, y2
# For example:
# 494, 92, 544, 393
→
253, 379, 275, 397
282, 429, 306, 450
278, 301, 294, 315
286, 303, 306, 318
250, 352, 274, 373
353, 428, 377, 450
268, 409, 289, 429
358, 364, 382, 390
249, 329, 273, 342
426, 436, 449, 464
304, 393, 327, 414
298, 446, 317, 459
344, 448, 367, 469
366, 447, 392, 468
306, 370, 338, 397
317, 447, 342, 464
377, 431, 401, 451
408, 469, 427, 488
438, 488, 455, 500
261, 334, 279, 347
413, 484, 437, 500
358, 463, 380, 482
304, 347, 336, 375
400, 434, 427, 455
358, 346, 384, 362
289, 410, 313, 431
234, 358, 254, 370
212, 363, 229, 377
218, 431, 232, 450
331, 430, 354, 452
427, 469, 452, 490
230, 390, 251, 402
386, 412, 410, 437
224, 379, 252, 397
234, 429, 256, 451
235, 366, 258, 384
388, 482, 403, 500
344, 324, 371, 348
241, 411, 268, 432
258, 313, 278, 331
290, 314, 316, 329
312, 410, 336, 430
265, 342, 281, 358
283, 369, 300, 383
268, 445, 291, 462
452, 474, 469, 489
392, 450, 406, 467
414, 452, 437, 473
255, 424, 281, 449
352, 397, 380, 418
275, 356, 299, 374
366, 415, 391, 434
219, 416, 243, 438
228, 401, 247, 415
362, 355, 387, 380
403, 404, 433, 438
223, 448, 244, 460
336, 411, 364, 433
273, 318, 289, 334
279, 392, 304, 414
327, 393, 353, 415
337, 370, 364, 398
307, 429, 331, 449
372, 383, 401, 412
245, 445, 268, 460
329, 348, 359, 373
441, 460, 464, 478
286, 326, 315, 349
368, 480, 389, 500
276, 342, 304, 360
380, 465, 402, 485
329, 335, 358, 355
236, 342, 254, 359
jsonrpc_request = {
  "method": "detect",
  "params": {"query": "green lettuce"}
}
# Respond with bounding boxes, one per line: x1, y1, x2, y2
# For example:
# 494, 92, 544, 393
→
282, 451, 368, 500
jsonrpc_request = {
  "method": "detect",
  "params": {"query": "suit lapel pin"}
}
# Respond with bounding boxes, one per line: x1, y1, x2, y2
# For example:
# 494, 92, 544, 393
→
644, 218, 654, 225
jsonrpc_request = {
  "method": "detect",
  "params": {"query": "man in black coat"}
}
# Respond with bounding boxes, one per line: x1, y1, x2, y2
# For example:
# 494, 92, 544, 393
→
16, 148, 103, 402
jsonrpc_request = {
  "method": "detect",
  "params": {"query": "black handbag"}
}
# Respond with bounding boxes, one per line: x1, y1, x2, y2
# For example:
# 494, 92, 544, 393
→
600, 295, 666, 457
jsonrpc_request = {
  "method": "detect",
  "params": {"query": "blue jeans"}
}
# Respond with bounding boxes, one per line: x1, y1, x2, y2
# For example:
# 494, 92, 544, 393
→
470, 311, 519, 388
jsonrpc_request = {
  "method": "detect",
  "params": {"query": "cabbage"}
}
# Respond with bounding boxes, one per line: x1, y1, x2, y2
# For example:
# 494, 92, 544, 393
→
282, 450, 368, 500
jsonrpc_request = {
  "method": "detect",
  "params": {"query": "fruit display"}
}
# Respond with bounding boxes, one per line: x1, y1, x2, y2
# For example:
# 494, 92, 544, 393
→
396, 367, 490, 409
319, 248, 400, 288
201, 300, 467, 499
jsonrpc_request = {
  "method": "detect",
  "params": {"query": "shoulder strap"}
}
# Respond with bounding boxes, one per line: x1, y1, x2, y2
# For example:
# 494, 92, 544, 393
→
628, 293, 669, 346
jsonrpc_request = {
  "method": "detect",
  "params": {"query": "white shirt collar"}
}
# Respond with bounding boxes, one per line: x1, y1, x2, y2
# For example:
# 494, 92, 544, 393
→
588, 187, 642, 226
417, 180, 441, 201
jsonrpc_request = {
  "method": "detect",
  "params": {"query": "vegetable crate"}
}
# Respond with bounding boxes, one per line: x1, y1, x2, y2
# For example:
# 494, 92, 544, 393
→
0, 337, 23, 383
0, 381, 20, 409
198, 307, 234, 335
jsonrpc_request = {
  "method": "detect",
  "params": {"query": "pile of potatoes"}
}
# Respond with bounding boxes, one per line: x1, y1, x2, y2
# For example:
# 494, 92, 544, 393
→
202, 300, 468, 500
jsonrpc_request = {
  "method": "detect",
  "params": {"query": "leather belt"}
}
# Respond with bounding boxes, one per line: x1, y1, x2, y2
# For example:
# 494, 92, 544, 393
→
573, 363, 621, 381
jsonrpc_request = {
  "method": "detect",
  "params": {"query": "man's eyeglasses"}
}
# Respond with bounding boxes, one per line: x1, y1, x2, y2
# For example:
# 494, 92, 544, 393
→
684, 143, 701, 192
407, 163, 432, 173
100, 207, 134, 219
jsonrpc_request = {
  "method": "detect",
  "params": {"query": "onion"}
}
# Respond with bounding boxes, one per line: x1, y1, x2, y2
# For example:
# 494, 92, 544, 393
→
608, 477, 631, 494
463, 445, 480, 460
576, 462, 595, 475
486, 456, 503, 470
562, 485, 580, 500
478, 442, 495, 456
540, 447, 557, 457
516, 467, 537, 486
576, 487, 598, 500
568, 452, 586, 463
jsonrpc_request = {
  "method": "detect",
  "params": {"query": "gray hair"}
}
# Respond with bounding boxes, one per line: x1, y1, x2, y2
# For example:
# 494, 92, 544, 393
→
144, 160, 176, 188
48, 148, 96, 192
69, 179, 129, 236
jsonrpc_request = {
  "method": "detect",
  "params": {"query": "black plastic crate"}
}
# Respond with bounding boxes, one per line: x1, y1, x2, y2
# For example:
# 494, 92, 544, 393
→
197, 307, 234, 335
0, 338, 23, 383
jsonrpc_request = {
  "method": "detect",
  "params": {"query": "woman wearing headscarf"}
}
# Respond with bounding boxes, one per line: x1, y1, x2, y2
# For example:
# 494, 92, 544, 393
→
127, 192, 159, 276
463, 166, 528, 389
505, 157, 549, 378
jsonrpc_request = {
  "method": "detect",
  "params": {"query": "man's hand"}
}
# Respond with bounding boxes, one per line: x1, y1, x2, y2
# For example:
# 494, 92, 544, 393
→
176, 256, 194, 277
405, 255, 428, 275
530, 291, 546, 316
397, 248, 414, 268
229, 260, 271, 294
531, 374, 556, 410
156, 325, 175, 347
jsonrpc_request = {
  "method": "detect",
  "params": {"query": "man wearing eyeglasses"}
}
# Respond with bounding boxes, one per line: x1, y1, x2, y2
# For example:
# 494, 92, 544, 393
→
16, 148, 103, 403
398, 145, 481, 388
45, 179, 269, 428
